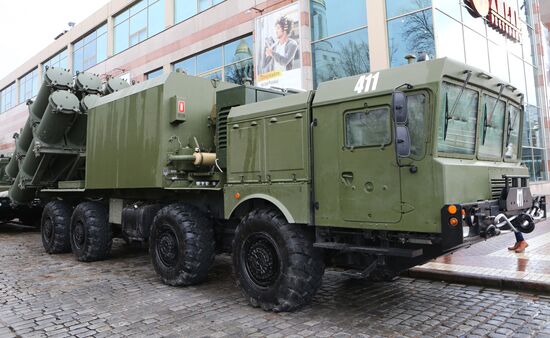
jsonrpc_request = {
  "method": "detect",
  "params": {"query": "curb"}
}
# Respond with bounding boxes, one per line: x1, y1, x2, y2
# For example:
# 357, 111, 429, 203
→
407, 267, 550, 294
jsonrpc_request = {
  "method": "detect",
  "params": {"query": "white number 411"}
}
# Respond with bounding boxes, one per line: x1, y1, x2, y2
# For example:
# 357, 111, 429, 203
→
354, 72, 380, 94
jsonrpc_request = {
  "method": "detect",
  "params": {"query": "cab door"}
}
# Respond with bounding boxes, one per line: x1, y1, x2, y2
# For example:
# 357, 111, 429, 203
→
313, 95, 402, 226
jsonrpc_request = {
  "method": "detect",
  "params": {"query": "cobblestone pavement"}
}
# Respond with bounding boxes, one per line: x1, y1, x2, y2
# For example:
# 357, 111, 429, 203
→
1, 224, 550, 338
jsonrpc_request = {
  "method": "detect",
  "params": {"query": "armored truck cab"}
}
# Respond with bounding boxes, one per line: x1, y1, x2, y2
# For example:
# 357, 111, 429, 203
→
5, 58, 545, 312
225, 58, 544, 285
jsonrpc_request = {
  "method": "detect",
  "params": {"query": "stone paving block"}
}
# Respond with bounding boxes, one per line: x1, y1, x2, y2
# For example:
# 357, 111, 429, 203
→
1, 226, 550, 337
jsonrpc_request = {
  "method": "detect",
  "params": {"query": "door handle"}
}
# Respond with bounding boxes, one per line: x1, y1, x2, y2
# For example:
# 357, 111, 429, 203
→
341, 172, 354, 186
232, 124, 239, 129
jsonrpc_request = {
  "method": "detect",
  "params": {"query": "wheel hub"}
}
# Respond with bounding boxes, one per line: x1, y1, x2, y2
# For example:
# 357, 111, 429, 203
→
72, 221, 85, 249
157, 226, 178, 267
244, 234, 281, 287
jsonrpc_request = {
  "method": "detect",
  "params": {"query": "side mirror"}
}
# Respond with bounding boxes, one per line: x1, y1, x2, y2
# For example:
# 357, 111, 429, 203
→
392, 91, 408, 124
396, 126, 411, 157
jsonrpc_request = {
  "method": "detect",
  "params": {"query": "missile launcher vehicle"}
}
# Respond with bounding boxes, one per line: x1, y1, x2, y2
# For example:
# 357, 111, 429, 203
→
4, 58, 545, 311
0, 155, 42, 225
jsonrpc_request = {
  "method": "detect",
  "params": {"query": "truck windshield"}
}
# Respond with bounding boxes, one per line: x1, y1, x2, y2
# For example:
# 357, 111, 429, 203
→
479, 94, 505, 159
437, 82, 479, 155
505, 105, 521, 161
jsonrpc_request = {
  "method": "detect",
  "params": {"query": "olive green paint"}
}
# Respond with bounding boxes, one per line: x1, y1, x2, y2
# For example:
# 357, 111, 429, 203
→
225, 58, 526, 233
85, 73, 236, 189
0, 157, 10, 192
19, 58, 529, 236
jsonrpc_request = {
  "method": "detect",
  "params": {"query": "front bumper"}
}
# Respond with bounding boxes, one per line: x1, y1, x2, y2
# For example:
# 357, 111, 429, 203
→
441, 176, 546, 252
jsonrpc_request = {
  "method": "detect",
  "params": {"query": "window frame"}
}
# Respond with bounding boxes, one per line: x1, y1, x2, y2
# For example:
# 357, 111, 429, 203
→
343, 106, 392, 150
476, 92, 507, 162
435, 79, 481, 160
405, 90, 432, 161
0, 82, 17, 113
145, 67, 164, 80
72, 23, 108, 74
174, 0, 226, 24
42, 49, 68, 73
113, 0, 165, 55
18, 68, 38, 104
503, 102, 524, 164
171, 34, 254, 85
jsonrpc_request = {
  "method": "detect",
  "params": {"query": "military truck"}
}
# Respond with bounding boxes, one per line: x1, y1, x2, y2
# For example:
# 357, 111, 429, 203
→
0, 156, 14, 222
4, 58, 545, 311
0, 155, 42, 225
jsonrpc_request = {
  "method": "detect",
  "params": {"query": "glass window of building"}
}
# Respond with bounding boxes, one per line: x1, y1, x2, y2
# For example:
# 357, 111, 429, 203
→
18, 68, 38, 104
174, 0, 225, 24
146, 68, 164, 79
433, 11, 465, 63
114, 0, 165, 54
172, 35, 253, 85
463, 27, 489, 70
310, 0, 369, 87
73, 24, 108, 74
1, 83, 17, 113
386, 0, 434, 67
42, 49, 68, 72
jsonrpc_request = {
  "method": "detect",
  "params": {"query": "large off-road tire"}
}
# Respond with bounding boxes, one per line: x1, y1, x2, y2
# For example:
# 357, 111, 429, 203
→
70, 202, 112, 262
232, 208, 325, 312
41, 201, 72, 254
149, 204, 215, 286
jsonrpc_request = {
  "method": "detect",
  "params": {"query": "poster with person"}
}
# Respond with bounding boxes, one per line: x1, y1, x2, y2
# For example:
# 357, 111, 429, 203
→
255, 3, 302, 90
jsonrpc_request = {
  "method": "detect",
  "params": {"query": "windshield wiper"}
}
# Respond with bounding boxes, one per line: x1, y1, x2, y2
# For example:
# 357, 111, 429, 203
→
444, 93, 451, 140
444, 70, 473, 141
506, 110, 518, 142
482, 103, 489, 145
483, 84, 505, 146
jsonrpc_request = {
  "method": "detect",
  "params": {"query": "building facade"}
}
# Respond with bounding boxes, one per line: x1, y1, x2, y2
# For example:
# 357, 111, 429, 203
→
0, 0, 549, 190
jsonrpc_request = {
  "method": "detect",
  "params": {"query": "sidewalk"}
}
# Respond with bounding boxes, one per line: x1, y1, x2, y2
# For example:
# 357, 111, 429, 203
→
408, 219, 550, 293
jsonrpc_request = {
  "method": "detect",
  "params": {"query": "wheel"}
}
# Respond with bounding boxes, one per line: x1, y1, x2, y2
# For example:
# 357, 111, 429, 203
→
149, 204, 215, 286
232, 208, 325, 312
70, 202, 112, 262
41, 201, 72, 254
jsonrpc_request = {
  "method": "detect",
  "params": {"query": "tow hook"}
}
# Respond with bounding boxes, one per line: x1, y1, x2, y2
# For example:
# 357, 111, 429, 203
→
494, 213, 535, 233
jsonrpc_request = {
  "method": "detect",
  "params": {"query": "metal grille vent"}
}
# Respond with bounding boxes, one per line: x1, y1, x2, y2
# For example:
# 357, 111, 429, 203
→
490, 177, 510, 200
216, 107, 231, 151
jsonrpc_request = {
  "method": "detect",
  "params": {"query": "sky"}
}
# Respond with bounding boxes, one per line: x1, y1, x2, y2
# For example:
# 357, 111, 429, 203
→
0, 0, 111, 80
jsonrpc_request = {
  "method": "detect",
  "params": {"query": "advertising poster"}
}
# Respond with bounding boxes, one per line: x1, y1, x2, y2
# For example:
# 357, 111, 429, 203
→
255, 3, 302, 90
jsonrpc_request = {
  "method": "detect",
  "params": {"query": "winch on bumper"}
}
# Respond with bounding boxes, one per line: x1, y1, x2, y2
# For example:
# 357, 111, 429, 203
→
442, 175, 546, 249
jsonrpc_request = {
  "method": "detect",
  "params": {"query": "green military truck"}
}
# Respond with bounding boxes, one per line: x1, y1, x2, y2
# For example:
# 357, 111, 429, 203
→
0, 155, 42, 225
0, 156, 14, 222
4, 58, 545, 311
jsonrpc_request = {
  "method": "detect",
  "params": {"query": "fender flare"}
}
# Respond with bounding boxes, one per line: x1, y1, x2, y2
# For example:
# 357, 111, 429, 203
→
229, 193, 296, 223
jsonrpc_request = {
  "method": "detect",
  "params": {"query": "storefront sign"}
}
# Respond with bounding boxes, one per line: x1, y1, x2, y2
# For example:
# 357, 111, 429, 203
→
465, 0, 521, 42
255, 3, 303, 90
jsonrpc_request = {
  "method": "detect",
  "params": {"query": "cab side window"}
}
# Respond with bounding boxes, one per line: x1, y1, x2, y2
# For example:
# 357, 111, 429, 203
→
407, 93, 427, 159
345, 108, 391, 148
